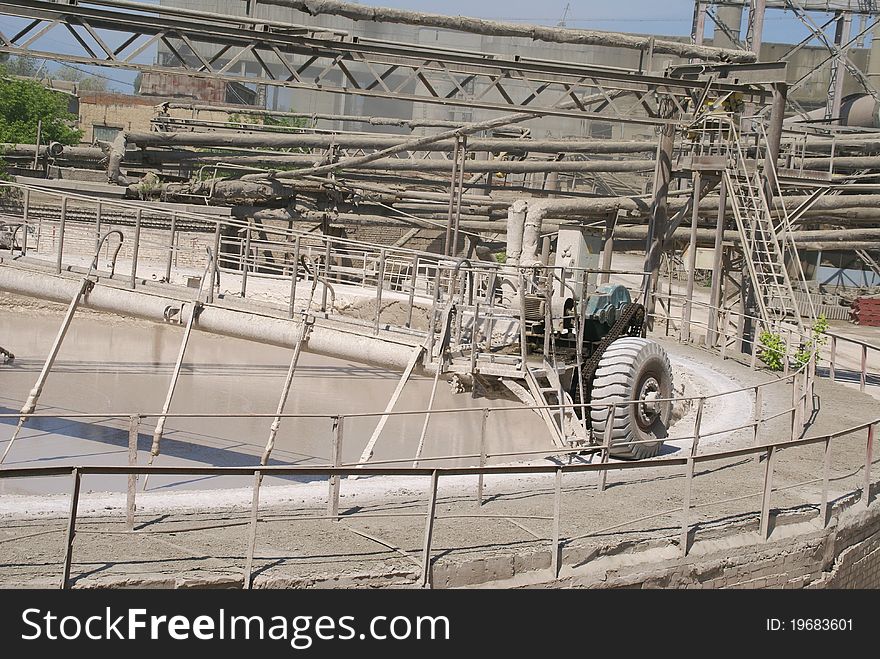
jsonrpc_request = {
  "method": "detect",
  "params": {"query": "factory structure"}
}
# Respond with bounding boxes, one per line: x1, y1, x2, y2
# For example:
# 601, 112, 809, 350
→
0, 0, 878, 590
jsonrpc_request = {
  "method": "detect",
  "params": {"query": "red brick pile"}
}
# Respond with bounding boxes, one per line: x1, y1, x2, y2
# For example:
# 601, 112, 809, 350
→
851, 296, 880, 326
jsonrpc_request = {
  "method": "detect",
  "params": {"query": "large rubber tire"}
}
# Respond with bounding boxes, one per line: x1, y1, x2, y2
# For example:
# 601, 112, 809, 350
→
590, 337, 673, 460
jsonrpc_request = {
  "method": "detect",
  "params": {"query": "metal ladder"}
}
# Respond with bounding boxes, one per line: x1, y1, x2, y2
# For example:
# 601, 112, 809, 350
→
720, 123, 805, 332
523, 364, 587, 449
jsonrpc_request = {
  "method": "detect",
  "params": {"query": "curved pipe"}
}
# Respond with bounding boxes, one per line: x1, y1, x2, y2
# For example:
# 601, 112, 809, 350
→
9, 224, 27, 257
88, 230, 124, 279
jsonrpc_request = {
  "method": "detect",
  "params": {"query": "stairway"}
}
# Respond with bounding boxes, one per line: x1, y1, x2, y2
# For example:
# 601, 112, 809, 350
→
721, 126, 805, 333
522, 365, 587, 449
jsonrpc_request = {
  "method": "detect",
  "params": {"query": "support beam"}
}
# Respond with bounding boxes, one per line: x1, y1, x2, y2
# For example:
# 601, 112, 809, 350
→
643, 100, 677, 322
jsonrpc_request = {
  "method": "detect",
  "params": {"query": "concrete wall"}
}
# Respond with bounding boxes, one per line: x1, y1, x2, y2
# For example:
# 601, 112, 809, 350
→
430, 492, 880, 589
78, 93, 160, 143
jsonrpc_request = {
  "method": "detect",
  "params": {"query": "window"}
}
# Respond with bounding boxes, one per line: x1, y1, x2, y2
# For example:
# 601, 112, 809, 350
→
93, 125, 121, 142
589, 122, 613, 140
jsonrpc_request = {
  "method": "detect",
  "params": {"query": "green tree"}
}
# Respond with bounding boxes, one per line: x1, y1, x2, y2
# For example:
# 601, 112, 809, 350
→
0, 55, 40, 77
0, 66, 82, 145
52, 65, 107, 91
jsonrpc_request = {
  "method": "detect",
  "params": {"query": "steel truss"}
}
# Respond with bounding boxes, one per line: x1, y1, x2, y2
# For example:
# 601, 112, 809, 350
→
0, 0, 769, 126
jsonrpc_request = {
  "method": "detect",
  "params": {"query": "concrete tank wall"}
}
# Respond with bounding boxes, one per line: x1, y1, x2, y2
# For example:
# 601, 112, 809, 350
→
431, 492, 880, 589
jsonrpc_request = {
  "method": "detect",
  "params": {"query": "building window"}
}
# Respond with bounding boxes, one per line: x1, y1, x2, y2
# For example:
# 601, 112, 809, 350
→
93, 125, 121, 142
589, 122, 613, 139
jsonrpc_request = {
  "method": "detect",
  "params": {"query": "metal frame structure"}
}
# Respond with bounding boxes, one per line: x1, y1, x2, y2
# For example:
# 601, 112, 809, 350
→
0, 0, 769, 127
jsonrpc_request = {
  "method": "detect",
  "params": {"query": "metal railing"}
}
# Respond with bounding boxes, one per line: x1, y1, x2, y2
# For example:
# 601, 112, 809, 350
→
827, 330, 880, 393
0, 409, 875, 589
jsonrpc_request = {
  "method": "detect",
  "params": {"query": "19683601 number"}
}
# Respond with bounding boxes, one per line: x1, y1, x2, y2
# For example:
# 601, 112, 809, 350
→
790, 619, 852, 631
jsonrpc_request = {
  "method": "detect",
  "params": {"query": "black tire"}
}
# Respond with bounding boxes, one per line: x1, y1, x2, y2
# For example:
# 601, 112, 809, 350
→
590, 337, 673, 460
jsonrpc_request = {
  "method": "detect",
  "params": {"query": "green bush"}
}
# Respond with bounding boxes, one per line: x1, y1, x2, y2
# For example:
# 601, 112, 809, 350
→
794, 313, 829, 369
758, 330, 786, 371
759, 314, 829, 372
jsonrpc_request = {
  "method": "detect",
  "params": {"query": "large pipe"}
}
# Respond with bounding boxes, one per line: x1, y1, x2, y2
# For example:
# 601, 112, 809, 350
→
0, 268, 427, 375
259, 0, 756, 62
0, 144, 105, 160
520, 202, 546, 267
125, 131, 657, 154
505, 200, 528, 267
141, 152, 656, 174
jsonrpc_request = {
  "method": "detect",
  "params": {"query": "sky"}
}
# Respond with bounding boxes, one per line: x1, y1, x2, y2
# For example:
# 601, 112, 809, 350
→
0, 1, 861, 92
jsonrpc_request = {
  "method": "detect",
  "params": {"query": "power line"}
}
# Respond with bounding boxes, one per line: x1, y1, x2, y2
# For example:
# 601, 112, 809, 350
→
54, 61, 133, 88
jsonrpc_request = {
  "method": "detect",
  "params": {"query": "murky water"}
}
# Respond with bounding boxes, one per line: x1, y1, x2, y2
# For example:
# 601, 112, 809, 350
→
0, 307, 551, 494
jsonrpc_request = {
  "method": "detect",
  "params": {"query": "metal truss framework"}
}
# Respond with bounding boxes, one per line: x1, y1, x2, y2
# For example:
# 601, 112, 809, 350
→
694, 0, 880, 119
0, 0, 771, 127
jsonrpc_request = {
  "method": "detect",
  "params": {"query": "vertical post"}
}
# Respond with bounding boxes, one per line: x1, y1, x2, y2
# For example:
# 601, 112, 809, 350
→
720, 309, 731, 360
863, 424, 875, 508
783, 328, 792, 376
375, 248, 386, 333
829, 13, 852, 121
94, 201, 102, 254
33, 119, 42, 170
61, 468, 81, 589
518, 272, 529, 370
165, 212, 176, 283
243, 470, 261, 589
747, 0, 766, 55
288, 235, 300, 318
692, 398, 704, 454
444, 138, 461, 257
56, 196, 67, 274
830, 335, 837, 382
127, 415, 139, 531
681, 456, 694, 556
241, 219, 252, 298
759, 446, 776, 541
642, 98, 677, 325
707, 177, 726, 347
682, 171, 701, 342
551, 467, 562, 578
477, 408, 488, 507
599, 404, 614, 492
599, 212, 616, 285
799, 366, 808, 435
322, 237, 332, 312
754, 386, 763, 445
692, 2, 706, 48
130, 208, 142, 290
665, 270, 672, 337
860, 345, 867, 393
22, 188, 30, 256
470, 302, 481, 374
820, 438, 832, 527
452, 136, 467, 255
420, 470, 439, 588
328, 416, 344, 520
406, 255, 418, 328
207, 222, 220, 302
427, 270, 441, 358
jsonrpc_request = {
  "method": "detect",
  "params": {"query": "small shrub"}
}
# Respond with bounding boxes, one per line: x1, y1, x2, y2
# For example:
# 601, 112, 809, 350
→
794, 313, 829, 369
758, 330, 785, 371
